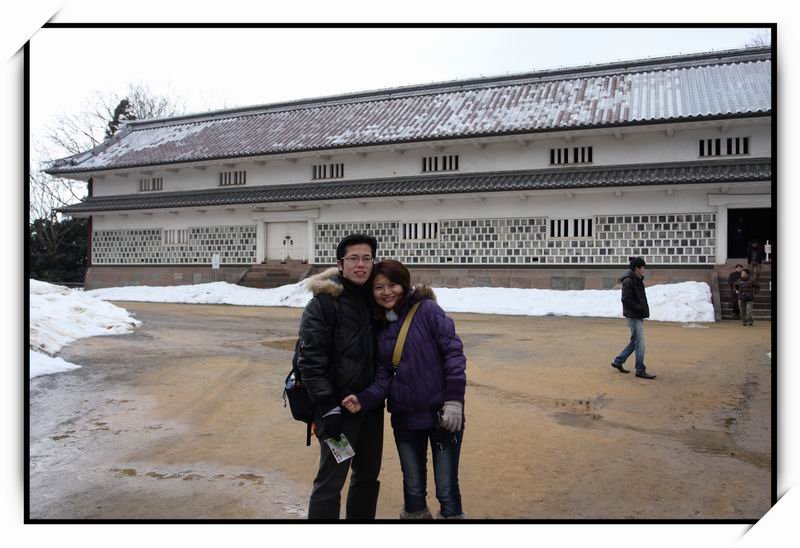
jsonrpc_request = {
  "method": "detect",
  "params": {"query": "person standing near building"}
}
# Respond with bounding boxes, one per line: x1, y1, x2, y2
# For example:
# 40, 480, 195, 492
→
610, 257, 656, 380
746, 239, 765, 281
296, 234, 383, 519
342, 260, 467, 519
734, 268, 760, 326
727, 264, 744, 319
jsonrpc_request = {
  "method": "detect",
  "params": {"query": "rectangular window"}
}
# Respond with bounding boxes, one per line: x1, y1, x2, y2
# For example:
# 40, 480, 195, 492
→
401, 222, 439, 241
162, 229, 188, 246
422, 155, 459, 173
312, 163, 345, 180
550, 146, 593, 165
219, 170, 247, 186
699, 137, 749, 157
549, 218, 593, 239
139, 177, 163, 192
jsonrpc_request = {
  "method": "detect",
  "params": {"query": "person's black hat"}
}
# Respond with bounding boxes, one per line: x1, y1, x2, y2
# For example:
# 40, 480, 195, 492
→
336, 234, 377, 260
629, 256, 646, 270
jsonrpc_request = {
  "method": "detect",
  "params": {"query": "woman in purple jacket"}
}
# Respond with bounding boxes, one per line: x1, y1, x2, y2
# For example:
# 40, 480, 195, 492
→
342, 260, 467, 519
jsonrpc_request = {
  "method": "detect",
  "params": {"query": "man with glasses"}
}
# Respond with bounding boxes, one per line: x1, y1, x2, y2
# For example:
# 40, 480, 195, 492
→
297, 234, 383, 519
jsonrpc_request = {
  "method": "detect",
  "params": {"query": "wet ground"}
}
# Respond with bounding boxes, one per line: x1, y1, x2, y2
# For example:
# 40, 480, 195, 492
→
29, 302, 772, 519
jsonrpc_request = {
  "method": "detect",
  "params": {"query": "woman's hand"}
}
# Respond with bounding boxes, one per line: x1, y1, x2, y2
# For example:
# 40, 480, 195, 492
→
342, 394, 362, 414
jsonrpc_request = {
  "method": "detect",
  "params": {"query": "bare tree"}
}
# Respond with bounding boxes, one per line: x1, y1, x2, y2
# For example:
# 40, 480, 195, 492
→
31, 83, 186, 220
745, 30, 771, 48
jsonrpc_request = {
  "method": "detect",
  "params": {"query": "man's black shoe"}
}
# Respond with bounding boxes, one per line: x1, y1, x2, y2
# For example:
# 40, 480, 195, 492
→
635, 372, 657, 379
611, 362, 630, 374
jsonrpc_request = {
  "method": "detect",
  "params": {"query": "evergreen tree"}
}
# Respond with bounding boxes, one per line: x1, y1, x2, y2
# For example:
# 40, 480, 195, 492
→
28, 217, 88, 284
105, 98, 136, 139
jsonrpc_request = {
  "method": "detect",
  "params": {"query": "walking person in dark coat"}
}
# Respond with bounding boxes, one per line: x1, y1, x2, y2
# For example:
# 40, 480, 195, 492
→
746, 240, 765, 282
734, 268, 760, 326
727, 264, 744, 319
342, 260, 467, 519
610, 257, 656, 379
296, 234, 383, 519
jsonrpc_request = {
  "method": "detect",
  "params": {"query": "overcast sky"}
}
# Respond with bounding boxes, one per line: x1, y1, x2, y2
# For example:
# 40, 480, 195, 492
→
30, 26, 769, 159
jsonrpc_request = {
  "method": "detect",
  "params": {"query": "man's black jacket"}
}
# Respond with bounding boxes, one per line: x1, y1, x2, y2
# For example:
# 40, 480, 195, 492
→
296, 267, 376, 415
620, 270, 650, 319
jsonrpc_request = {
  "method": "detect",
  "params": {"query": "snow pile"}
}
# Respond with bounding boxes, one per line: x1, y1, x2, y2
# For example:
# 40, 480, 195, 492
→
433, 281, 714, 322
29, 280, 141, 379
87, 280, 311, 308
87, 279, 715, 323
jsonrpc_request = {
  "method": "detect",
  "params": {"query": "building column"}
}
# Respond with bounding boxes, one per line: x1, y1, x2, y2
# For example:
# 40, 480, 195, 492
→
256, 222, 266, 263
715, 205, 728, 264
307, 219, 315, 264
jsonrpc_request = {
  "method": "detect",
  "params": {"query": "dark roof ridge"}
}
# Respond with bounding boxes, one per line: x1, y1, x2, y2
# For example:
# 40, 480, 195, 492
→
122, 46, 772, 132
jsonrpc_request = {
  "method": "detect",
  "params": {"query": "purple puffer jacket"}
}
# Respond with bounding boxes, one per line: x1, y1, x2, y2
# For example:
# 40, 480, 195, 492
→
356, 286, 466, 431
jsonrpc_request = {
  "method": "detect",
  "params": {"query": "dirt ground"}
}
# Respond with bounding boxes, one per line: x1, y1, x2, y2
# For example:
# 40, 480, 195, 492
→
29, 302, 772, 520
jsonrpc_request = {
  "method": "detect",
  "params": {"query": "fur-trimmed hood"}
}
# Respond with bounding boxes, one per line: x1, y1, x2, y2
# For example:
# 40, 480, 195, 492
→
410, 283, 436, 302
303, 267, 344, 297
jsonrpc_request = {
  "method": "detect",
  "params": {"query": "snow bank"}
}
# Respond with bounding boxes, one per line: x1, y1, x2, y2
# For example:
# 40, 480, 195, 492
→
86, 280, 311, 308
29, 350, 81, 378
86, 279, 715, 323
29, 280, 141, 379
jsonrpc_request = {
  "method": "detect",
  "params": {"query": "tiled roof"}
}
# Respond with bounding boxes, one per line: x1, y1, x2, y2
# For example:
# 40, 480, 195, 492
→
47, 48, 772, 176
58, 159, 771, 214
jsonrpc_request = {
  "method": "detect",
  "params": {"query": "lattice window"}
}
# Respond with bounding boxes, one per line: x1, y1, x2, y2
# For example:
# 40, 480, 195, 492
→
163, 229, 188, 246
699, 137, 749, 157
312, 163, 344, 180
549, 218, 594, 239
550, 146, 593, 165
422, 155, 459, 173
139, 177, 163, 191
401, 222, 439, 241
219, 170, 247, 186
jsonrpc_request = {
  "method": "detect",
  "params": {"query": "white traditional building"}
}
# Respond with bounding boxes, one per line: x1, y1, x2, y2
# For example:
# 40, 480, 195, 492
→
50, 47, 772, 296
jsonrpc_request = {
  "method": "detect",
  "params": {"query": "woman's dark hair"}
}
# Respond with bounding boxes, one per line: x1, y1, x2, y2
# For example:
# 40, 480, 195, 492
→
370, 260, 412, 320
372, 260, 411, 293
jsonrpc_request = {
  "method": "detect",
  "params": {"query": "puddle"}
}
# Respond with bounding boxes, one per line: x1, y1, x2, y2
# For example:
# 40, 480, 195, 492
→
554, 412, 604, 428
111, 468, 138, 477
261, 338, 297, 352
674, 428, 770, 470
681, 323, 710, 329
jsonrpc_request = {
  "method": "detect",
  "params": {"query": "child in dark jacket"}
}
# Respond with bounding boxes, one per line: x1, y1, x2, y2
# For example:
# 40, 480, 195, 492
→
342, 260, 467, 519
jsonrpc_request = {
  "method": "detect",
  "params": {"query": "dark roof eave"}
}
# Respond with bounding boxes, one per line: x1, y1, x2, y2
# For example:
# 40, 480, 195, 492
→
45, 112, 772, 176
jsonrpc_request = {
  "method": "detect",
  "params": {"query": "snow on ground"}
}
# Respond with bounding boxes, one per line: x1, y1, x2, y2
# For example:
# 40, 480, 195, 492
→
29, 280, 141, 379
86, 279, 715, 323
30, 277, 715, 379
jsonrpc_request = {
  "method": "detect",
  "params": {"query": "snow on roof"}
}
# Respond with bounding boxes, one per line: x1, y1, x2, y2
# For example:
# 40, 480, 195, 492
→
46, 47, 772, 175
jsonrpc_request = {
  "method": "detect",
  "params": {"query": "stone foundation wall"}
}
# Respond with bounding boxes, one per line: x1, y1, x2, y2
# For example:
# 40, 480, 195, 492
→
86, 264, 713, 292
308, 265, 714, 290
84, 265, 250, 290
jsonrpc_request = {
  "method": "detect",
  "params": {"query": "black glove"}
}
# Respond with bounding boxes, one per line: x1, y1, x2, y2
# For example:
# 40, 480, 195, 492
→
322, 409, 343, 440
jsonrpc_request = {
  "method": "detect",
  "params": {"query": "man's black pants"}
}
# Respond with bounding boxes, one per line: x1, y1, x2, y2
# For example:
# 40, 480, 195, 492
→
307, 407, 384, 519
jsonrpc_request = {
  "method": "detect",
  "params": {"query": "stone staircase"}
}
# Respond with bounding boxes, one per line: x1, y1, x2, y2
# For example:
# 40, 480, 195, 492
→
717, 262, 773, 321
238, 260, 312, 289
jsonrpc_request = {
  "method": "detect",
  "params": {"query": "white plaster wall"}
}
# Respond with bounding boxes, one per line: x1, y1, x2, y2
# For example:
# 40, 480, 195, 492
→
90, 120, 771, 197
91, 209, 255, 230
314, 183, 771, 224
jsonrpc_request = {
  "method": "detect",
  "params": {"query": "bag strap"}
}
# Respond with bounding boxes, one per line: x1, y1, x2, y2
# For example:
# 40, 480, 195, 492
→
392, 302, 421, 367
